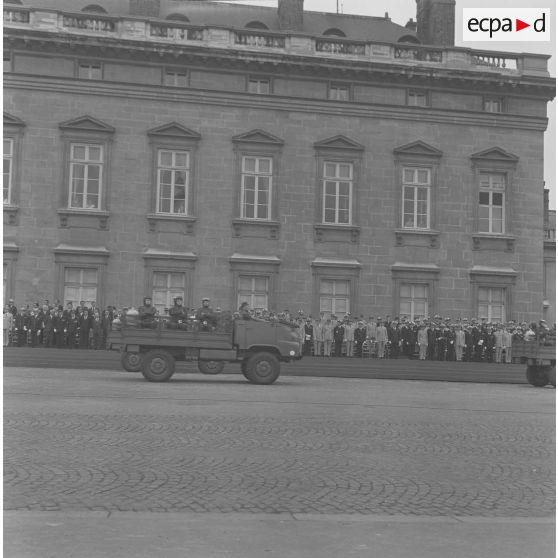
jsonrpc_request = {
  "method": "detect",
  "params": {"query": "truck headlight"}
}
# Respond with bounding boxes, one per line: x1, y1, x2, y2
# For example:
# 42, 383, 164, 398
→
289, 350, 295, 356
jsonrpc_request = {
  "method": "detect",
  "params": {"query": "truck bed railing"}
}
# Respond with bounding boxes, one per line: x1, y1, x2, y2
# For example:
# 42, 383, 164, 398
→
116, 313, 234, 334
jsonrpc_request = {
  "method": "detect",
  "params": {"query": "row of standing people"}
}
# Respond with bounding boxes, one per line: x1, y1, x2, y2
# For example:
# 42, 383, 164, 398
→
296, 316, 542, 362
3, 302, 115, 349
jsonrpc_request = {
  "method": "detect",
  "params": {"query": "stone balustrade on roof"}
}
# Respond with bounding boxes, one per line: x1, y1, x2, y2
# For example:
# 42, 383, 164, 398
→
3, 5, 552, 78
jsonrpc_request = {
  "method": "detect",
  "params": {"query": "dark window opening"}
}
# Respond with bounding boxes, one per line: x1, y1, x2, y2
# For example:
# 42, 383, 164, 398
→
82, 4, 108, 13
166, 13, 190, 22
323, 28, 346, 37
245, 20, 269, 30
397, 35, 420, 44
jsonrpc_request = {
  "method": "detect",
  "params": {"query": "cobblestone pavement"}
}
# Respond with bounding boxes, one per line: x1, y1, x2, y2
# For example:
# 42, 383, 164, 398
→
4, 366, 555, 518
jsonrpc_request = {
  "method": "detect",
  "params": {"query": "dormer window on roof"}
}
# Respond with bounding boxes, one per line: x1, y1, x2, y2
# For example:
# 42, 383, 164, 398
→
82, 5, 107, 13
398, 34, 421, 44
245, 21, 269, 30
166, 13, 190, 22
323, 28, 346, 37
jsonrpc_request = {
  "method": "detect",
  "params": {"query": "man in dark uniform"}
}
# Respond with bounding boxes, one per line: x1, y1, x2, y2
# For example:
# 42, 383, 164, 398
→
238, 302, 252, 320
333, 319, 345, 357
471, 321, 483, 362
427, 321, 437, 360
303, 318, 314, 356
79, 308, 92, 348
168, 296, 187, 328
402, 319, 418, 359
63, 302, 74, 321
67, 311, 79, 348
14, 307, 28, 347
388, 321, 400, 359
8, 298, 17, 317
27, 306, 40, 347
435, 321, 446, 361
354, 321, 367, 357
195, 297, 217, 331
53, 306, 66, 348
464, 323, 473, 361
138, 296, 157, 328
445, 325, 456, 361
42, 306, 55, 348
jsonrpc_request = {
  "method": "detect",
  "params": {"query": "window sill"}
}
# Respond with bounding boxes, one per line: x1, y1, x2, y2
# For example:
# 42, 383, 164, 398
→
395, 228, 440, 248
57, 208, 110, 230
147, 213, 197, 235
472, 233, 515, 252
232, 218, 280, 240
314, 223, 360, 243
3, 204, 19, 226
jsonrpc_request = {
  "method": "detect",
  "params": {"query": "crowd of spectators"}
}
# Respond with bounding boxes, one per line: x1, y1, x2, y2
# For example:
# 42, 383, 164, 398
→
3, 298, 117, 349
3, 297, 554, 364
254, 310, 554, 363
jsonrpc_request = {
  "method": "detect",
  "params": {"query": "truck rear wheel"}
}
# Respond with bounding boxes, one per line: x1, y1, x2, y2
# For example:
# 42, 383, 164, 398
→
244, 352, 280, 385
198, 361, 225, 375
121, 351, 143, 372
526, 365, 549, 387
141, 350, 175, 382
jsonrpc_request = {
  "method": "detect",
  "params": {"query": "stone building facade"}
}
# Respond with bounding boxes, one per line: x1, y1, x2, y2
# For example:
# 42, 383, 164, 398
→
3, 0, 556, 322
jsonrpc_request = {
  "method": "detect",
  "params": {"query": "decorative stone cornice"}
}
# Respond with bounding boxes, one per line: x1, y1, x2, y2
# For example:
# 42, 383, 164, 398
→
3, 13, 555, 99
6, 74, 550, 132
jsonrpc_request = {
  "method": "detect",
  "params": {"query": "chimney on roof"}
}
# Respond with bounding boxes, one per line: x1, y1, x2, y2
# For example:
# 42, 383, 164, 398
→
405, 18, 417, 32
416, 0, 455, 46
129, 0, 160, 18
278, 0, 304, 32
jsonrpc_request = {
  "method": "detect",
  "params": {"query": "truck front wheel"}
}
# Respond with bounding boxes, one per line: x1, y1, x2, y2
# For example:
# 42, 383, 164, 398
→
121, 351, 143, 372
198, 361, 225, 375
526, 365, 549, 387
244, 352, 280, 385
141, 350, 175, 382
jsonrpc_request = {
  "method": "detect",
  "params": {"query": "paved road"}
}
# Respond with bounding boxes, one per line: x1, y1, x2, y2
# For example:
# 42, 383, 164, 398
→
3, 347, 531, 384
3, 365, 555, 558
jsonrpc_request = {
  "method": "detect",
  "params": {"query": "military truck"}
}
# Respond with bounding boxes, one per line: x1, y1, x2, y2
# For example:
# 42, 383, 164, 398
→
107, 315, 302, 384
512, 334, 556, 387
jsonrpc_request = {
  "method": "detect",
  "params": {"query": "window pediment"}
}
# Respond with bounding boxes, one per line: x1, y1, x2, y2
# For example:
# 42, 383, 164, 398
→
314, 135, 364, 152
59, 115, 115, 134
142, 249, 197, 262
470, 147, 519, 163
3, 112, 25, 128
232, 129, 284, 146
393, 140, 442, 158
147, 122, 201, 141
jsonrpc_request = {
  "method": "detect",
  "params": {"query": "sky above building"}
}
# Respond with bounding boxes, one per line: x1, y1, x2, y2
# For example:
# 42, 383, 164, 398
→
222, 0, 556, 205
